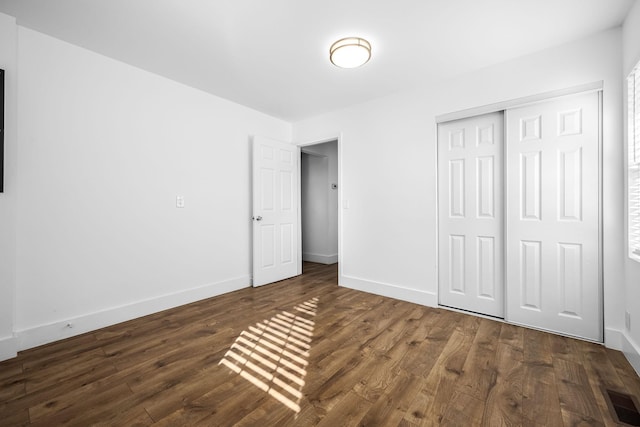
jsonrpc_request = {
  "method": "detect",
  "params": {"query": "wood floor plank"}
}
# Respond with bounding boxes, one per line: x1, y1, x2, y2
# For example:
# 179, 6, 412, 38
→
19, 334, 101, 370
314, 390, 371, 427
132, 361, 231, 422
0, 405, 30, 427
0, 362, 122, 422
23, 348, 115, 394
399, 310, 461, 379
575, 340, 629, 426
499, 322, 524, 351
307, 347, 375, 413
522, 352, 562, 424
356, 369, 424, 426
192, 378, 276, 426
350, 308, 428, 403
1, 262, 638, 426
92, 408, 155, 427
560, 408, 606, 427
401, 394, 432, 426
223, 400, 293, 427
28, 383, 134, 426
0, 359, 24, 381
521, 327, 563, 426
607, 348, 640, 399
150, 378, 238, 426
482, 342, 523, 426
455, 318, 501, 401
440, 390, 484, 427
417, 318, 477, 424
402, 314, 479, 426
548, 332, 583, 363
0, 367, 26, 403
363, 306, 426, 354
553, 357, 606, 424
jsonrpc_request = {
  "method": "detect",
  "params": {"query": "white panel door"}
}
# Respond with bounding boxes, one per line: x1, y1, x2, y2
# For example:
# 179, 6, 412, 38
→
438, 112, 504, 317
505, 91, 601, 341
252, 136, 300, 287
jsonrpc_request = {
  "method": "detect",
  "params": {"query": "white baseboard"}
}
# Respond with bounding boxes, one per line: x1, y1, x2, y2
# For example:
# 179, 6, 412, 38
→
604, 327, 640, 376
604, 327, 623, 350
340, 275, 437, 307
621, 330, 640, 377
302, 252, 338, 264
0, 335, 17, 362
16, 275, 250, 352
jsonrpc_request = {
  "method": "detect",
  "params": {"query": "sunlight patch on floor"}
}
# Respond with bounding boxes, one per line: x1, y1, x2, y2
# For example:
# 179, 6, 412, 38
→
218, 297, 319, 413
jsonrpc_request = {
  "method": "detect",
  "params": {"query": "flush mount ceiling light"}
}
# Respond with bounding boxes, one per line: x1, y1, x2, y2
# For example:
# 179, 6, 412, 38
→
329, 37, 371, 68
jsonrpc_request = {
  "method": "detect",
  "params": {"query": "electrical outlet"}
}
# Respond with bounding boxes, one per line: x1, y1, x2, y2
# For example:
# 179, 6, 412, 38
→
626, 311, 631, 331
176, 196, 185, 208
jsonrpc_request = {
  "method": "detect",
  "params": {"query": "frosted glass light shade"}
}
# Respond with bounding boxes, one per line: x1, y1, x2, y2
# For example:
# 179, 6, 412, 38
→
329, 37, 371, 68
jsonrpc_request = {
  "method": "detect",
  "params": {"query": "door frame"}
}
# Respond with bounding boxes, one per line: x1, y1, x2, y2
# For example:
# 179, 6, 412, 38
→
296, 134, 342, 279
434, 82, 604, 341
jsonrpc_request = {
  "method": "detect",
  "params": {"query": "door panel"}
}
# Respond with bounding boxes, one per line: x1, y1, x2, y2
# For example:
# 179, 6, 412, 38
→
253, 136, 300, 287
477, 236, 496, 298
521, 151, 542, 220
449, 235, 466, 293
438, 112, 504, 318
477, 156, 495, 218
505, 91, 601, 341
520, 240, 542, 310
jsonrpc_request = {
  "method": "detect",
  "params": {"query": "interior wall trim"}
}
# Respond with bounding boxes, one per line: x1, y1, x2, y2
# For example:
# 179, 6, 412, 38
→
302, 252, 338, 264
621, 329, 640, 376
340, 274, 437, 307
435, 81, 603, 123
15, 275, 250, 353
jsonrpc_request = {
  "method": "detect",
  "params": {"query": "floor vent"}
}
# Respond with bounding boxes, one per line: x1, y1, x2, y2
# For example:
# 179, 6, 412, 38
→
604, 389, 640, 426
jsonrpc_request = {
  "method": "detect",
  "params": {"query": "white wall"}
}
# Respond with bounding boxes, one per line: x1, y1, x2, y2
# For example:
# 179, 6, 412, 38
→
0, 12, 18, 360
301, 140, 338, 264
622, 0, 640, 374
293, 29, 626, 346
11, 27, 291, 353
623, 1, 640, 75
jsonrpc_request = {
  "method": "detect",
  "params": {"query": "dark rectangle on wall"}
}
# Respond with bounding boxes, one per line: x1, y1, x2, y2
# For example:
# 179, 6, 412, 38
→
0, 69, 4, 193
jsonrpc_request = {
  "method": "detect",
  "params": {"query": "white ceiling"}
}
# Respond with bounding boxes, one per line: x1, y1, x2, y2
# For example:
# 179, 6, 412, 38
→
0, 0, 634, 121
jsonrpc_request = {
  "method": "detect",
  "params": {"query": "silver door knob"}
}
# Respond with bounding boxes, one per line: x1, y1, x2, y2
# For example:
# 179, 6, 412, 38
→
253, 216, 262, 221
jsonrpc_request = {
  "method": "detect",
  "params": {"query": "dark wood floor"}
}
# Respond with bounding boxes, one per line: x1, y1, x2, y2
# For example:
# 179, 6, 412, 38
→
1, 262, 639, 426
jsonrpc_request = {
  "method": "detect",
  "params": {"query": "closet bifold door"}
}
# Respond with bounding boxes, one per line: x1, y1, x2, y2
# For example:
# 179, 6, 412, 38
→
438, 112, 505, 318
504, 91, 602, 342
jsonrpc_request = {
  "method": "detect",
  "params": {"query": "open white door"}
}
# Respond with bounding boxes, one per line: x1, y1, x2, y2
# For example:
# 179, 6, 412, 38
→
252, 136, 300, 287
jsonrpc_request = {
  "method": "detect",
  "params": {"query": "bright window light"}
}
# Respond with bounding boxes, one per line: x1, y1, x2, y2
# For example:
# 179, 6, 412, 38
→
628, 61, 640, 263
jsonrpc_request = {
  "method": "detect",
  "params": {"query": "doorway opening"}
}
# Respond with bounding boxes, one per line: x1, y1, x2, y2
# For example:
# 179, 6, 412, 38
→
299, 139, 339, 276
